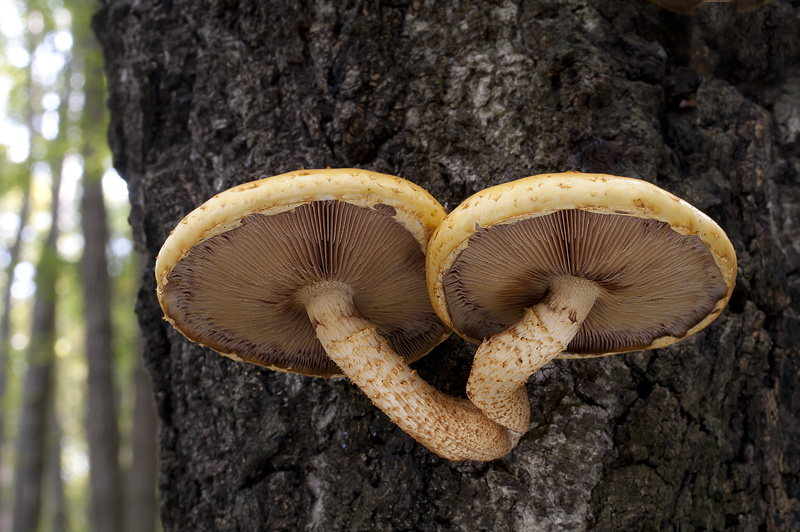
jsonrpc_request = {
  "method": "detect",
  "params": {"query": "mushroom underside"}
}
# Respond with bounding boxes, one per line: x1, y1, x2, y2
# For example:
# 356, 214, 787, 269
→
161, 200, 449, 376
443, 209, 729, 354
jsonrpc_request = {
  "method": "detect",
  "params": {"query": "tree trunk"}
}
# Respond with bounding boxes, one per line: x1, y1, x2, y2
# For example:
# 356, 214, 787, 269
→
45, 401, 67, 532
126, 331, 158, 532
2, 11, 39, 521
93, 0, 800, 530
78, 3, 124, 530
0, 183, 31, 525
13, 41, 73, 527
12, 170, 62, 532
81, 177, 123, 532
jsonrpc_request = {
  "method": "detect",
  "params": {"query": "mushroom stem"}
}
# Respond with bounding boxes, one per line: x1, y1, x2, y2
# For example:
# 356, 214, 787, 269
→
466, 276, 601, 434
303, 283, 516, 461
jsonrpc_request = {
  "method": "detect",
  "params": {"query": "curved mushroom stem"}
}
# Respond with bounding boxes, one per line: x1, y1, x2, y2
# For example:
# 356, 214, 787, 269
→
466, 276, 601, 434
303, 283, 517, 461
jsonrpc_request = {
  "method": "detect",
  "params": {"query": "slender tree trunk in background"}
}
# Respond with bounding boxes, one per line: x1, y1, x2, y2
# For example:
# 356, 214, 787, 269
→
2, 14, 40, 522
12, 169, 62, 532
81, 178, 122, 532
0, 184, 31, 524
124, 254, 159, 532
45, 402, 67, 532
78, 2, 124, 530
0, 187, 31, 395
13, 44, 73, 528
126, 337, 158, 532
94, 1, 800, 530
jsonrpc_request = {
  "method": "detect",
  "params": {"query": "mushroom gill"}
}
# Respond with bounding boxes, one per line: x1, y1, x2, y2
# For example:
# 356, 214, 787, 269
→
162, 200, 446, 376
443, 209, 728, 355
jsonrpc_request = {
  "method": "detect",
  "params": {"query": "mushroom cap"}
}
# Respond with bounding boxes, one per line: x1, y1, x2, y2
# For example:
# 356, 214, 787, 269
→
156, 168, 451, 377
427, 172, 737, 357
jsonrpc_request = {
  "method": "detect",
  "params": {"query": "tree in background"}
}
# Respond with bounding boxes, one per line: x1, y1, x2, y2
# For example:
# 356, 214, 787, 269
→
0, 58, 32, 532
126, 286, 158, 532
0, 1, 156, 530
12, 163, 63, 532
9, 6, 68, 530
75, 0, 123, 529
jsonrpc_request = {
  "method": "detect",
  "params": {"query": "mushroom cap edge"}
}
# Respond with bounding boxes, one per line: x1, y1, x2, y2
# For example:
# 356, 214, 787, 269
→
426, 172, 738, 356
156, 168, 450, 376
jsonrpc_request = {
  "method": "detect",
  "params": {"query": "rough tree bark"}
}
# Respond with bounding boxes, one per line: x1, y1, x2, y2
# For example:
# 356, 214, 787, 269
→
94, 0, 800, 530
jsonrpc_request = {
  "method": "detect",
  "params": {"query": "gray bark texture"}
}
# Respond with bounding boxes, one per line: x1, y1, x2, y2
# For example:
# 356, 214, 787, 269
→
93, 0, 800, 530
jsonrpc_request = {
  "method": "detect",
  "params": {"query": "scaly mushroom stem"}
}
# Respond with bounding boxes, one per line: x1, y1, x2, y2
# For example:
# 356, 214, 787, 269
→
466, 276, 601, 434
303, 283, 516, 461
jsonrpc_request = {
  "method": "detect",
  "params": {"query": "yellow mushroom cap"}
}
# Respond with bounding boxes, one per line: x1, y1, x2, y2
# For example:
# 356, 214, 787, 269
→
427, 172, 737, 357
157, 168, 451, 377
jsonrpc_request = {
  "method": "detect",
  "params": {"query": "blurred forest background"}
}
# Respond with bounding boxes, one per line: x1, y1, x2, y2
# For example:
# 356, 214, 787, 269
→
0, 1, 158, 531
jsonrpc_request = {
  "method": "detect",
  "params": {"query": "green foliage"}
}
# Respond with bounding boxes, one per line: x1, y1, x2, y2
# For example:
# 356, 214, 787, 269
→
0, 160, 30, 196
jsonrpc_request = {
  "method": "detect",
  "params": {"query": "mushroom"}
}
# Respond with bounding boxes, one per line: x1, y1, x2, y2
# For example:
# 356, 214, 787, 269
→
426, 172, 737, 434
156, 168, 516, 461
